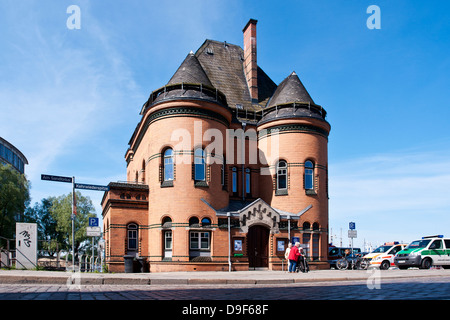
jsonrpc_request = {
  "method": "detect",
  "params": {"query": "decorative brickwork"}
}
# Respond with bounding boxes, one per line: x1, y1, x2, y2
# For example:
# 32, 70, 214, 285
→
102, 19, 331, 272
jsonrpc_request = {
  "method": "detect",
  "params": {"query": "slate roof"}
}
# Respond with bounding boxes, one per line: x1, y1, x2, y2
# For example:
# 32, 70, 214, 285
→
195, 40, 277, 112
144, 40, 327, 125
150, 51, 227, 107
259, 71, 328, 125
168, 52, 213, 87
266, 71, 314, 107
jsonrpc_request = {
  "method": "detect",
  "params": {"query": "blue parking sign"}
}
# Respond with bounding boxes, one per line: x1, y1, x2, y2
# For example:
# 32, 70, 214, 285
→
349, 222, 356, 230
89, 217, 99, 227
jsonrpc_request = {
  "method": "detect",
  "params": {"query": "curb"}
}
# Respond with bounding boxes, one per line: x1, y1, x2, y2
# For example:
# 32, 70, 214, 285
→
0, 269, 448, 286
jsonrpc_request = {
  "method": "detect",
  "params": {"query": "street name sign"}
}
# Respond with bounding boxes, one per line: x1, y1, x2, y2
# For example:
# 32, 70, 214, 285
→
41, 174, 72, 183
75, 183, 109, 192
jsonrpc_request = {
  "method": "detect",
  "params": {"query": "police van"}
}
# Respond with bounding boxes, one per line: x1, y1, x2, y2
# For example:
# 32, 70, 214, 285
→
363, 242, 407, 270
394, 235, 450, 269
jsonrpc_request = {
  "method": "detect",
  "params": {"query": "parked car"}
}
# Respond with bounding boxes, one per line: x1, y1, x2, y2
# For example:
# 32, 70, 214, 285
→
362, 242, 407, 270
328, 246, 361, 269
394, 235, 450, 269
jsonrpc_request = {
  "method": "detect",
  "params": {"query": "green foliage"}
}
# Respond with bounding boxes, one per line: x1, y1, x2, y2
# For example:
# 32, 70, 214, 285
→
48, 191, 96, 253
0, 164, 30, 238
24, 198, 63, 256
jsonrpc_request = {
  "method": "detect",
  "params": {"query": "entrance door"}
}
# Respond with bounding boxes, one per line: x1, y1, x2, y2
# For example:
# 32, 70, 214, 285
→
247, 225, 269, 269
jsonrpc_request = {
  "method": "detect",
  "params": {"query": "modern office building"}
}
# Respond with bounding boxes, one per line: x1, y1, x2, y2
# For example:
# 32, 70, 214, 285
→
101, 19, 331, 272
0, 137, 28, 174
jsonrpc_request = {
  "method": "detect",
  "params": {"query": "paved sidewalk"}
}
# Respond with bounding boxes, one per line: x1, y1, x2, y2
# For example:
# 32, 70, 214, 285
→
0, 268, 448, 285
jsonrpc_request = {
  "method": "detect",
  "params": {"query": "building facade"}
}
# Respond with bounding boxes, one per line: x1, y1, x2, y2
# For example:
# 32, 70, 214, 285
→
0, 137, 28, 174
101, 19, 331, 272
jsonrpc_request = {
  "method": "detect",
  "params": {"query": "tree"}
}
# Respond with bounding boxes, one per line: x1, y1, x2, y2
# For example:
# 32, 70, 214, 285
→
24, 197, 63, 256
0, 164, 30, 239
49, 191, 96, 254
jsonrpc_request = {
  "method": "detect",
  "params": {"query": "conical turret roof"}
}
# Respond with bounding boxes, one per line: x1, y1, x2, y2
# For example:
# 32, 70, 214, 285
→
148, 51, 228, 108
168, 52, 213, 87
258, 71, 327, 125
267, 71, 314, 108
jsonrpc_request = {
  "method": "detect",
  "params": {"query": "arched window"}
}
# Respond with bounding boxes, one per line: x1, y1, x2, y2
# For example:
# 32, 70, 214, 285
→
312, 222, 319, 231
164, 148, 174, 181
127, 223, 138, 252
277, 160, 287, 190
194, 148, 206, 181
162, 216, 172, 228
162, 217, 172, 259
201, 217, 211, 227
304, 160, 314, 190
303, 222, 311, 230
189, 217, 200, 227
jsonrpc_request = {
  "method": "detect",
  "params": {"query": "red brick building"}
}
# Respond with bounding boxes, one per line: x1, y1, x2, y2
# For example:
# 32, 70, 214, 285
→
101, 19, 331, 272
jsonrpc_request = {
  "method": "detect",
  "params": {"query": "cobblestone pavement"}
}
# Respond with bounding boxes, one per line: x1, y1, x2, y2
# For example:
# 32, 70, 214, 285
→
1, 276, 449, 300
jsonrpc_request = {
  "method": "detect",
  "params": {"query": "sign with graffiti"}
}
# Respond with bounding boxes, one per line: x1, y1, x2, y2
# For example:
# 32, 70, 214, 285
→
15, 223, 37, 269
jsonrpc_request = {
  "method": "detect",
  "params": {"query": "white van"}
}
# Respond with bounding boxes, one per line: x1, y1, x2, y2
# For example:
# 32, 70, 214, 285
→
394, 235, 450, 269
363, 242, 407, 270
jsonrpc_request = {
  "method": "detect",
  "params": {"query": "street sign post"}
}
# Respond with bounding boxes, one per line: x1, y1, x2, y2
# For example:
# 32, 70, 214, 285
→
348, 222, 357, 255
41, 173, 108, 272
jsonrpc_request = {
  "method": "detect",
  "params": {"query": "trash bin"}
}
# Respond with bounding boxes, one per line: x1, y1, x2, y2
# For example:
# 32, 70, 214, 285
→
123, 255, 134, 273
136, 257, 145, 273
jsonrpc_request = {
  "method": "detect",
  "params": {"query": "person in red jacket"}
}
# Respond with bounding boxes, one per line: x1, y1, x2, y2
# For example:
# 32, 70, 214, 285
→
288, 242, 301, 273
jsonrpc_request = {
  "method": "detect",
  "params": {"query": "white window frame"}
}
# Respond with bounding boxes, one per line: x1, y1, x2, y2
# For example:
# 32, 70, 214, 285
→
190, 231, 210, 250
277, 161, 287, 190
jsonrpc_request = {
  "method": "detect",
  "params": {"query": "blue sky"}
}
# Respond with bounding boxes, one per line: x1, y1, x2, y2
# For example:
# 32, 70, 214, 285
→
1, 0, 449, 250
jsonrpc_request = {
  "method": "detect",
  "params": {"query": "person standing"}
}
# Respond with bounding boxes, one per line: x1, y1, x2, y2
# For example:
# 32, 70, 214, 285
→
298, 246, 308, 273
288, 242, 301, 273
284, 243, 292, 272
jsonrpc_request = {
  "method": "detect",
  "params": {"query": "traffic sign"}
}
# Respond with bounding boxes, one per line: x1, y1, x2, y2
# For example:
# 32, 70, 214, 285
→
87, 226, 101, 237
348, 230, 357, 238
349, 222, 356, 230
89, 217, 99, 227
75, 183, 109, 192
41, 174, 72, 183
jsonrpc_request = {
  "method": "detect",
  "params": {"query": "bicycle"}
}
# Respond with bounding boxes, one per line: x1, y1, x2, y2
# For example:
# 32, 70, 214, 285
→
336, 251, 366, 270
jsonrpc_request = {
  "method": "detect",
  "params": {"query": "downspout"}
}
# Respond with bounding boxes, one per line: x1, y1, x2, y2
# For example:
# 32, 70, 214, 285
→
228, 212, 231, 272
288, 215, 291, 243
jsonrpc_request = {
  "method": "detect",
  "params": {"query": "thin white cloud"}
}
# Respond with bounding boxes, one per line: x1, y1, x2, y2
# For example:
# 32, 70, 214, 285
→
329, 149, 450, 248
0, 3, 142, 181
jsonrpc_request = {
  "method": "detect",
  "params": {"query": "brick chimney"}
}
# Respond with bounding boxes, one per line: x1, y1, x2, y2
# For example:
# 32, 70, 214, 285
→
243, 19, 258, 102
